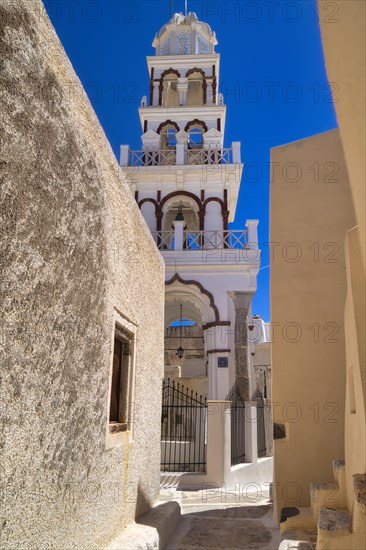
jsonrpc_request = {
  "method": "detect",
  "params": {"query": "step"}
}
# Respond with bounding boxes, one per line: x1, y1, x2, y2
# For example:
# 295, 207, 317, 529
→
105, 501, 181, 550
310, 482, 342, 518
278, 529, 317, 549
332, 459, 346, 498
280, 507, 316, 533
316, 507, 352, 549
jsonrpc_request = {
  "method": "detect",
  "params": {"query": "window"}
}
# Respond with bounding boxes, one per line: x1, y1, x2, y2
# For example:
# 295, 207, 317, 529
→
109, 325, 133, 433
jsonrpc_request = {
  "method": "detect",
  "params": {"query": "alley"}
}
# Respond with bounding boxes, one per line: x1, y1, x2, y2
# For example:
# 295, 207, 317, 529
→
159, 484, 280, 550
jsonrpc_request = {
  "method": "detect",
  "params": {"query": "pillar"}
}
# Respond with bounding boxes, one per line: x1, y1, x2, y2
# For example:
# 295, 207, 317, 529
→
229, 291, 254, 402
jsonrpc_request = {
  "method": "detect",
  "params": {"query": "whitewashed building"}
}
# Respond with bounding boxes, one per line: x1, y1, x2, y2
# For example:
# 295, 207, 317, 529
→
121, 12, 261, 403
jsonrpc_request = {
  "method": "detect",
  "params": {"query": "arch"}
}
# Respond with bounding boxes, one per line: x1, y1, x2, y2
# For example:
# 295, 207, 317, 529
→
185, 119, 208, 148
156, 120, 180, 135
138, 197, 159, 209
185, 119, 208, 134
185, 68, 207, 105
160, 191, 203, 210
166, 274, 220, 323
162, 196, 200, 235
203, 196, 225, 210
159, 69, 181, 107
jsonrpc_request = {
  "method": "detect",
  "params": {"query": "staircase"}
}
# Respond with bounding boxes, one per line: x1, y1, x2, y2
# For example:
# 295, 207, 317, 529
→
278, 460, 366, 549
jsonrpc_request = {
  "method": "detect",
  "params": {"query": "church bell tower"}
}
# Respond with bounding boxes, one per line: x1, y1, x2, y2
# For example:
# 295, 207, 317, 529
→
120, 11, 260, 401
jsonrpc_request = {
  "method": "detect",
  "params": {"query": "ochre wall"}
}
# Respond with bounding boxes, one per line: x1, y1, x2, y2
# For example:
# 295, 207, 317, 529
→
319, 0, 366, 514
0, 1, 164, 548
270, 129, 356, 518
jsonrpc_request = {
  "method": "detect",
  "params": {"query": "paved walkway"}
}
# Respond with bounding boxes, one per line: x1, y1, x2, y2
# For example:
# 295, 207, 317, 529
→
159, 486, 280, 550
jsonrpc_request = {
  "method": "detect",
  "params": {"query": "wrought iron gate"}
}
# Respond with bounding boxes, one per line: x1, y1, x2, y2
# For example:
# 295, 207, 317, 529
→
256, 394, 267, 458
161, 379, 207, 473
231, 401, 246, 466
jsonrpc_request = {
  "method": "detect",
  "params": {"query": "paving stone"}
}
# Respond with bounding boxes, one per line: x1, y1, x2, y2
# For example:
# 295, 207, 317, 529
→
162, 489, 280, 550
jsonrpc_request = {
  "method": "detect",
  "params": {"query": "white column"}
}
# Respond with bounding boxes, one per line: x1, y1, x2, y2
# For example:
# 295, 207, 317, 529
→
173, 220, 185, 250
232, 141, 241, 164
177, 78, 188, 106
246, 219, 259, 249
120, 145, 130, 167
206, 401, 231, 485
152, 81, 160, 106
176, 143, 185, 165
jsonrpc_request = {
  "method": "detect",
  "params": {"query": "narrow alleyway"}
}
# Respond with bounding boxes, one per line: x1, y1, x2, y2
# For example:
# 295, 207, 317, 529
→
159, 483, 280, 550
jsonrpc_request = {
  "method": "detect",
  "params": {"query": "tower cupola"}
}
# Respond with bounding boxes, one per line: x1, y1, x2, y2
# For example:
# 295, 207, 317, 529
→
153, 12, 218, 56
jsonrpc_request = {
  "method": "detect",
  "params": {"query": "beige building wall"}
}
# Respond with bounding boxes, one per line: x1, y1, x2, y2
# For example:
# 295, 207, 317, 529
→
319, 0, 366, 531
1, 1, 164, 549
270, 129, 356, 518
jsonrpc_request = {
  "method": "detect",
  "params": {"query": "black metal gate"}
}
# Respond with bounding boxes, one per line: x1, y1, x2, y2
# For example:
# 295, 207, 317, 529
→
256, 394, 267, 458
231, 401, 246, 466
161, 379, 207, 473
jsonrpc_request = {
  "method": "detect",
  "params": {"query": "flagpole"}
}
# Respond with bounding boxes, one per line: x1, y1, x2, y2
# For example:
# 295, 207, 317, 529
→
185, 0, 188, 15
170, 0, 173, 18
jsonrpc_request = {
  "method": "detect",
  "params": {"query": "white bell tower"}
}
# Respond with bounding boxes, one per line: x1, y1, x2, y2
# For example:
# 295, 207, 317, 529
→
121, 12, 260, 401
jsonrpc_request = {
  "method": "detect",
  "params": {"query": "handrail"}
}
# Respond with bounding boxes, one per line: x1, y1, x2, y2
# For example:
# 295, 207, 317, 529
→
128, 148, 233, 166
153, 230, 249, 251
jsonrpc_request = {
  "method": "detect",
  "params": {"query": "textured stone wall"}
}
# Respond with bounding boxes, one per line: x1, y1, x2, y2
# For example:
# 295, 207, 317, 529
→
0, 1, 164, 548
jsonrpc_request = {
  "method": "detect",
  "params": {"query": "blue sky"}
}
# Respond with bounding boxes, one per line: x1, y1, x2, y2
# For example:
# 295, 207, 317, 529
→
43, 0, 337, 320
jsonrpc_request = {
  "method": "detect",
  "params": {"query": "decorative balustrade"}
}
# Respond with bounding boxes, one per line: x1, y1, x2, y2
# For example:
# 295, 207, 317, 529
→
129, 149, 176, 167
187, 148, 232, 165
127, 148, 233, 167
153, 230, 249, 251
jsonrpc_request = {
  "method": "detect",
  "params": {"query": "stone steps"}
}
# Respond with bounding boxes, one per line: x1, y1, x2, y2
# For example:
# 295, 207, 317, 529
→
316, 507, 352, 549
279, 529, 317, 550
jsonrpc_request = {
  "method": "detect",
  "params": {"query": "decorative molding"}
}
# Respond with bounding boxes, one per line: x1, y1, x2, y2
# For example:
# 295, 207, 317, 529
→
166, 273, 220, 322
156, 120, 180, 135
138, 198, 159, 209
207, 349, 231, 355
203, 321, 231, 331
185, 119, 208, 134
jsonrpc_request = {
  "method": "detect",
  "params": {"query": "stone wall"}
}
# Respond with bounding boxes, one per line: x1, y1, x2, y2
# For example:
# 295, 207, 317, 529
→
0, 1, 164, 548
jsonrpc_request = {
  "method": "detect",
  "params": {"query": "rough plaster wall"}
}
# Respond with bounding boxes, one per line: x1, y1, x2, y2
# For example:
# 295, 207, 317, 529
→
0, 1, 164, 549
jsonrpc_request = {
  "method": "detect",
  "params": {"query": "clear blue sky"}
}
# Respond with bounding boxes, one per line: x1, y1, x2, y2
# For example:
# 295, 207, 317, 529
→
43, 0, 337, 320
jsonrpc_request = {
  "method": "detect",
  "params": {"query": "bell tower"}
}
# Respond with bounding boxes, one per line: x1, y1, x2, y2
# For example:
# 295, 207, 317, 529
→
120, 12, 260, 401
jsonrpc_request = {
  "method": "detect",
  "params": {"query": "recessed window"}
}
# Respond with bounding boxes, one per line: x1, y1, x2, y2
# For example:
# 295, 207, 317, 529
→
109, 325, 133, 433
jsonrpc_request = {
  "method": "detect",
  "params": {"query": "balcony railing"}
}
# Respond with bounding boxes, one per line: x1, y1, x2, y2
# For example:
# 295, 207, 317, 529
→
129, 150, 176, 167
187, 148, 232, 165
153, 230, 249, 251
127, 148, 233, 167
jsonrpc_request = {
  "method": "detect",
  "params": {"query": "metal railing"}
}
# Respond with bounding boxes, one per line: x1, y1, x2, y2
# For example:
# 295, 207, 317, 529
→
231, 401, 246, 466
188, 148, 232, 165
129, 150, 176, 166
154, 230, 249, 251
161, 379, 207, 473
128, 148, 232, 166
